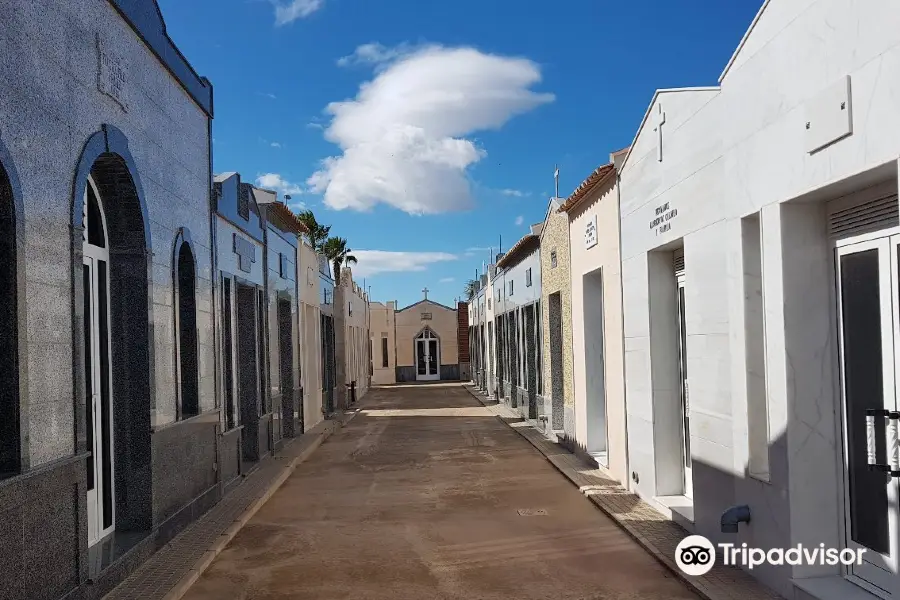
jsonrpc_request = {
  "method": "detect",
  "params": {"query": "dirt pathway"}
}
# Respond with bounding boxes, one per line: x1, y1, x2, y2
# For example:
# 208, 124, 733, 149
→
182, 383, 696, 600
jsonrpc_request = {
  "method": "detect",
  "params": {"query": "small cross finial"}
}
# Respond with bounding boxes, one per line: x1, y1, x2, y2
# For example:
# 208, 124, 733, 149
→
422, 287, 429, 300
554, 165, 560, 199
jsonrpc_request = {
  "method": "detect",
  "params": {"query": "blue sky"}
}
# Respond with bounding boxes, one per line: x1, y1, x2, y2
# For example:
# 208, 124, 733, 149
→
157, 0, 762, 309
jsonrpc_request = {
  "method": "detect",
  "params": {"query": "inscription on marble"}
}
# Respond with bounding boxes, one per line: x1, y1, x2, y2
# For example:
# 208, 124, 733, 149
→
585, 214, 598, 249
233, 233, 256, 273
649, 202, 678, 236
96, 35, 128, 111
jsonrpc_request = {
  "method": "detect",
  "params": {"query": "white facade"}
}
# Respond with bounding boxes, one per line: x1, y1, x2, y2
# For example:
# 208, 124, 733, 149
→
298, 241, 324, 431
618, 1, 900, 598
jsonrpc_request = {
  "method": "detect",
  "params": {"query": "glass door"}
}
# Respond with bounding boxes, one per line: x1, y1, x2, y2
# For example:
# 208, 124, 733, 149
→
676, 273, 692, 499
82, 176, 114, 547
415, 330, 440, 381
83, 255, 115, 546
427, 339, 438, 377
837, 236, 899, 597
416, 339, 427, 376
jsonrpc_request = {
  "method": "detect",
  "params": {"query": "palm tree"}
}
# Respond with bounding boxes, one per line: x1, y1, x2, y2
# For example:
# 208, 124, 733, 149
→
322, 236, 358, 283
463, 279, 478, 301
296, 209, 331, 251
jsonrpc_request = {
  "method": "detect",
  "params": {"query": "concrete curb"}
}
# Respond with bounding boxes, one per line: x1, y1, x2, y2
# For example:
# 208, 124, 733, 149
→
459, 383, 759, 600
162, 408, 362, 600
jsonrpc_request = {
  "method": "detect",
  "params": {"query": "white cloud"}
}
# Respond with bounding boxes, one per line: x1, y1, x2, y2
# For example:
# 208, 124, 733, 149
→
255, 173, 304, 197
337, 42, 415, 68
306, 122, 325, 130
514, 215, 524, 226
501, 189, 528, 197
307, 45, 554, 215
439, 277, 455, 283
271, 142, 282, 148
258, 92, 278, 100
351, 250, 458, 277
272, 0, 323, 26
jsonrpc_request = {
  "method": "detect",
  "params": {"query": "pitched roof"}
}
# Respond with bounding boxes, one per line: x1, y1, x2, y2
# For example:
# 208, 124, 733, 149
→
496, 232, 539, 270
268, 201, 309, 235
252, 186, 310, 235
618, 88, 719, 173
111, 0, 213, 116
396, 298, 457, 313
557, 163, 615, 214
718, 0, 772, 83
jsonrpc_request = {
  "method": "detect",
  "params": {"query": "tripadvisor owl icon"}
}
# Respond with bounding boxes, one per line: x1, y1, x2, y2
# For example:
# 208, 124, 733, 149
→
675, 535, 716, 576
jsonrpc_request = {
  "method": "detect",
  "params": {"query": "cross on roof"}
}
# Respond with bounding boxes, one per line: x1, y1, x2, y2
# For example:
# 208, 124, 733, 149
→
554, 165, 560, 198
422, 287, 429, 300
654, 103, 666, 162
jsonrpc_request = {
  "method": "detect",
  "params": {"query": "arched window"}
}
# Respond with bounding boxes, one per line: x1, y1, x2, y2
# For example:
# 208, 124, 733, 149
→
175, 235, 199, 418
83, 174, 114, 543
0, 161, 20, 477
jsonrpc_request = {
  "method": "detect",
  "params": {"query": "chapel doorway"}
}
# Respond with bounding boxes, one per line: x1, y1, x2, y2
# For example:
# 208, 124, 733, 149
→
487, 322, 494, 392
321, 314, 335, 413
78, 150, 153, 560
524, 303, 538, 418
236, 283, 261, 465
0, 161, 18, 479
278, 298, 295, 438
83, 175, 115, 546
415, 328, 440, 381
496, 315, 506, 399
674, 249, 692, 499
548, 292, 565, 430
835, 227, 900, 597
509, 311, 519, 406
583, 267, 609, 465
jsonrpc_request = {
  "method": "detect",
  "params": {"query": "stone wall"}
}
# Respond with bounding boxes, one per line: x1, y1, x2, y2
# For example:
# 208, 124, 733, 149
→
540, 203, 575, 435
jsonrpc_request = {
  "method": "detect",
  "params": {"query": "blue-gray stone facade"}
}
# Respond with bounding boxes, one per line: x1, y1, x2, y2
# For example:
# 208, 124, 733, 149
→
0, 1, 220, 598
493, 233, 543, 425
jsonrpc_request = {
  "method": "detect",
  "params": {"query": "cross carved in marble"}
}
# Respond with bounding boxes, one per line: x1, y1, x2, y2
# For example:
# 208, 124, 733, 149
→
653, 103, 666, 162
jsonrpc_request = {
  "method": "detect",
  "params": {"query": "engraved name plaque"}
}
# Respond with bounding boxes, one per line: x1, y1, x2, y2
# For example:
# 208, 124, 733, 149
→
97, 35, 129, 112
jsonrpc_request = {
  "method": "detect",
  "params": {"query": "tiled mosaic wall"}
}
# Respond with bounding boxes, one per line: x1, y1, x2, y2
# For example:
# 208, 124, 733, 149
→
540, 207, 576, 429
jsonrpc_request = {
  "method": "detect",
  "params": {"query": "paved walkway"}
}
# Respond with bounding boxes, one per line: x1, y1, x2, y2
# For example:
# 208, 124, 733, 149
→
104, 412, 355, 600
463, 384, 783, 600
181, 383, 699, 600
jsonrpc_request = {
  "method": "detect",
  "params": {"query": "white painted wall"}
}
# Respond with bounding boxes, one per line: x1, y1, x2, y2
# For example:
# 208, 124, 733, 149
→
297, 242, 323, 430
568, 178, 629, 485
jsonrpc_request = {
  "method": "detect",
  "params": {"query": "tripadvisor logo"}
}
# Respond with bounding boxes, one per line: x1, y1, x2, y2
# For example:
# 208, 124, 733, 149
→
675, 535, 866, 577
675, 536, 716, 576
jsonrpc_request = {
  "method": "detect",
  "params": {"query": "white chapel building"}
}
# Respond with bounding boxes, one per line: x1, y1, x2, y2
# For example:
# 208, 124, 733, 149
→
618, 0, 900, 598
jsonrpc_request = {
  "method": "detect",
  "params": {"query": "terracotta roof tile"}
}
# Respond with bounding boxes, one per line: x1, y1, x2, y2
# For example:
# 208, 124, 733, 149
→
270, 201, 309, 234
557, 163, 616, 214
496, 232, 539, 270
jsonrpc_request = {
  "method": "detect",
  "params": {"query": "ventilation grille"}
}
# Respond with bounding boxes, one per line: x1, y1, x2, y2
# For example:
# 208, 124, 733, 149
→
829, 194, 898, 239
673, 249, 685, 275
